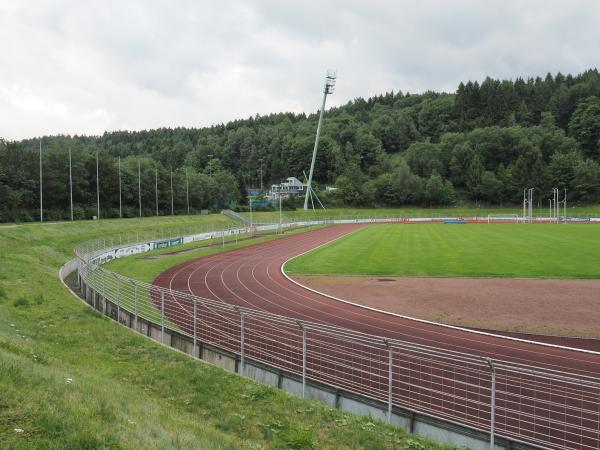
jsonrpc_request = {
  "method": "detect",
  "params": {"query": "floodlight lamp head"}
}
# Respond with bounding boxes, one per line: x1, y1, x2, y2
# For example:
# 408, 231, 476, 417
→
324, 69, 337, 94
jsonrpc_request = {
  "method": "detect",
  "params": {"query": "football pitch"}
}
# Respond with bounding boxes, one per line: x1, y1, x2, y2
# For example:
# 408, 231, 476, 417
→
285, 223, 600, 279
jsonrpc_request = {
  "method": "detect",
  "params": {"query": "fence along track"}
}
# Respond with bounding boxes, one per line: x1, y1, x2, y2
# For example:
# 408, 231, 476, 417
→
74, 219, 600, 450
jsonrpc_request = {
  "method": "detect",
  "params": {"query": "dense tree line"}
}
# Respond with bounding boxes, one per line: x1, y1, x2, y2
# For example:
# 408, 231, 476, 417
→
2, 68, 600, 221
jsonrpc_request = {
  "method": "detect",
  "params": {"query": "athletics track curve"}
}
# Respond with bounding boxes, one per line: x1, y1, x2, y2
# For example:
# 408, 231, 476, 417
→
152, 224, 600, 449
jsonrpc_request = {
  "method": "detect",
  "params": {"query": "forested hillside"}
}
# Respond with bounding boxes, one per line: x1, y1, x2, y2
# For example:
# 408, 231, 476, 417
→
2, 69, 600, 221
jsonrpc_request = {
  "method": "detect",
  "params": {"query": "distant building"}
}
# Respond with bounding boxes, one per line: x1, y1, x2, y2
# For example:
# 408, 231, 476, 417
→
269, 177, 306, 197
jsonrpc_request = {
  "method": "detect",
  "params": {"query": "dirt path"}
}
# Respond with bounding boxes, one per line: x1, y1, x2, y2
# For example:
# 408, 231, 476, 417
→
292, 275, 600, 339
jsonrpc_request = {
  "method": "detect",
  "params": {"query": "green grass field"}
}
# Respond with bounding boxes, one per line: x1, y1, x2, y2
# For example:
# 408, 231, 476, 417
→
285, 223, 600, 279
0, 215, 455, 449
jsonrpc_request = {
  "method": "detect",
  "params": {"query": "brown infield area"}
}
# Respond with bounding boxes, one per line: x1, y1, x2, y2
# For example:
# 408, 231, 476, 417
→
292, 275, 600, 339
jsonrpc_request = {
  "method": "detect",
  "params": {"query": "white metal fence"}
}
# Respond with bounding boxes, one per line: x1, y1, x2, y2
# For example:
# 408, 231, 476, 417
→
74, 221, 600, 450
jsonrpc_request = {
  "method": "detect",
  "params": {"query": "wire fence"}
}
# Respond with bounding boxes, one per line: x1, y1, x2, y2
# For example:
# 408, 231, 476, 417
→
74, 220, 600, 450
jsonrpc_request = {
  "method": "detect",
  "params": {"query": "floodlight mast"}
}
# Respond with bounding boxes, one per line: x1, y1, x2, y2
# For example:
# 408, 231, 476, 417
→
304, 70, 336, 211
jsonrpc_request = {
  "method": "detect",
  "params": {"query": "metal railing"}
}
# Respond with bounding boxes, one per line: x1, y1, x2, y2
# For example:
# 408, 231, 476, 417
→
74, 220, 600, 450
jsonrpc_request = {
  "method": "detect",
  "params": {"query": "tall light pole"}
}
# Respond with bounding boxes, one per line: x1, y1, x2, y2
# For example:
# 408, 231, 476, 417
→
528, 188, 534, 219
118, 156, 122, 218
279, 192, 283, 234
304, 70, 336, 211
155, 166, 159, 217
138, 160, 142, 217
39, 140, 43, 223
170, 166, 174, 216
259, 158, 263, 192
185, 167, 190, 214
69, 146, 73, 221
96, 150, 100, 219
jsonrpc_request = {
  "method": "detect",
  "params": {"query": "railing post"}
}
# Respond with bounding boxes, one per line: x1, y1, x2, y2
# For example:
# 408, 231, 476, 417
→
193, 300, 198, 358
297, 321, 307, 397
384, 339, 393, 423
487, 358, 496, 450
115, 274, 120, 323
161, 290, 165, 344
239, 309, 245, 376
132, 281, 138, 331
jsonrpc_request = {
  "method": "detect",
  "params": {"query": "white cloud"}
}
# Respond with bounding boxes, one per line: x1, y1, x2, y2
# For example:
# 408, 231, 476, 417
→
1, 0, 599, 139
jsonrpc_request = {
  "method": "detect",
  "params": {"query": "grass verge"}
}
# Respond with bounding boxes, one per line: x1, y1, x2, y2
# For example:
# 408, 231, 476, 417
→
0, 215, 457, 449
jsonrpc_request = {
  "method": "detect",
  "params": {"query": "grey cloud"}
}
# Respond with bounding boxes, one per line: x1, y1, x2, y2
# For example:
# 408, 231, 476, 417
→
1, 0, 599, 139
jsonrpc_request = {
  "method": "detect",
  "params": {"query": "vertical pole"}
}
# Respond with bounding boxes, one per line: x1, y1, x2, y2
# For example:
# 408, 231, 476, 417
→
96, 150, 100, 219
193, 300, 198, 357
118, 156, 122, 218
170, 167, 174, 216
564, 188, 567, 221
222, 228, 225, 248
116, 275, 120, 322
160, 291, 165, 343
239, 311, 245, 376
279, 193, 282, 234
304, 88, 329, 211
259, 159, 263, 192
39, 140, 43, 223
249, 198, 253, 236
69, 146, 74, 221
155, 167, 159, 217
185, 168, 190, 215
298, 322, 307, 397
385, 340, 393, 423
487, 358, 496, 450
133, 282, 138, 331
138, 160, 142, 217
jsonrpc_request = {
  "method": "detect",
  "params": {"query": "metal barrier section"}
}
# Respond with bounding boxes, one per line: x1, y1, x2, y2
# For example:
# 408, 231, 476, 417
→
73, 219, 600, 450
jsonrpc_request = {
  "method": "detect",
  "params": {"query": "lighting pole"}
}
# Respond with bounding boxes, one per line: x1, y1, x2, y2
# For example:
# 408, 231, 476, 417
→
522, 189, 526, 221
96, 150, 100, 219
118, 156, 122, 218
185, 167, 190, 215
304, 70, 337, 211
39, 140, 43, 223
553, 188, 558, 221
259, 158, 263, 192
249, 197, 253, 232
564, 188, 567, 220
527, 188, 534, 219
279, 192, 282, 234
138, 160, 142, 217
170, 166, 174, 216
155, 166, 159, 217
69, 146, 73, 221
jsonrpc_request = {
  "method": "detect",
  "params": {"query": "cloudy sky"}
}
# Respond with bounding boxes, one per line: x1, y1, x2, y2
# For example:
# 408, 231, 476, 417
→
1, 0, 599, 140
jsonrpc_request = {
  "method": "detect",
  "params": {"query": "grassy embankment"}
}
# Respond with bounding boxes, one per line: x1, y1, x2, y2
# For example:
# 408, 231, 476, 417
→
0, 214, 457, 449
285, 223, 600, 279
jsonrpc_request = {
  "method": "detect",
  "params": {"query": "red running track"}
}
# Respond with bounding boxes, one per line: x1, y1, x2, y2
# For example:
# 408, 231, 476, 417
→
153, 224, 600, 448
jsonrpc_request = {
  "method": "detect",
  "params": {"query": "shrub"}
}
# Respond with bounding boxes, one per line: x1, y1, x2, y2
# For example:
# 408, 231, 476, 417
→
13, 296, 30, 308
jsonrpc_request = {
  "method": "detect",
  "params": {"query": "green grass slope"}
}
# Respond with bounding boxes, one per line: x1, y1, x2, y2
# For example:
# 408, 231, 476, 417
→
285, 223, 600, 279
0, 216, 455, 450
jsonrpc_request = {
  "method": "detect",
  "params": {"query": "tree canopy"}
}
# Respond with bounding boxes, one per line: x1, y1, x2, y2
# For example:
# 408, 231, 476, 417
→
2, 68, 600, 221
